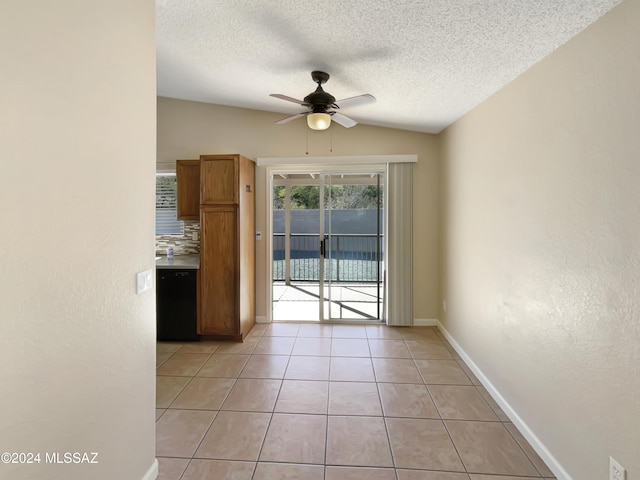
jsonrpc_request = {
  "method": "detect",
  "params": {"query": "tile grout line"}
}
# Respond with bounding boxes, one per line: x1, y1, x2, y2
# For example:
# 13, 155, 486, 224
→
318, 329, 331, 480
376, 380, 400, 480
176, 457, 192, 480
249, 364, 286, 474
409, 334, 469, 476
431, 396, 470, 477
162, 348, 221, 411
501, 422, 547, 478
188, 348, 218, 459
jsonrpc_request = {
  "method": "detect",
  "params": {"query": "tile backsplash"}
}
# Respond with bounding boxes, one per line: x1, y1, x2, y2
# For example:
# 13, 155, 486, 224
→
156, 221, 200, 255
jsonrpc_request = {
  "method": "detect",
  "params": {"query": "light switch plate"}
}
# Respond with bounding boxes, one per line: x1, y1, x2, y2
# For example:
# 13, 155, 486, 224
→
136, 269, 153, 294
256, 231, 262, 240
610, 457, 626, 480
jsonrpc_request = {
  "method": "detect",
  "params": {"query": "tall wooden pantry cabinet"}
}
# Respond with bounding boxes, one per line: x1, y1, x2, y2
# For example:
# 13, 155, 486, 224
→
199, 154, 255, 340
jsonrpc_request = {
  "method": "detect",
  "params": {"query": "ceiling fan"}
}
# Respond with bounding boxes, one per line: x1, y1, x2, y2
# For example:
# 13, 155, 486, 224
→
270, 71, 376, 130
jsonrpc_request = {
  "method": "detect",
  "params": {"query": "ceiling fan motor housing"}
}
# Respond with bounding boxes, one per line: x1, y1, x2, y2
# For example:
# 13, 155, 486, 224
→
305, 94, 336, 113
304, 88, 336, 111
304, 71, 336, 112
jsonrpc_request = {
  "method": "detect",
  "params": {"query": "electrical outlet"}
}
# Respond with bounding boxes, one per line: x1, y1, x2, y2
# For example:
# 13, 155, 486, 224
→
610, 457, 626, 480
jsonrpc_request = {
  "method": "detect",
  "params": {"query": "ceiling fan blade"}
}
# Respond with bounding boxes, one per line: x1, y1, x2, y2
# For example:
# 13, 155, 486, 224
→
270, 93, 308, 106
331, 112, 358, 128
275, 112, 308, 125
334, 94, 376, 109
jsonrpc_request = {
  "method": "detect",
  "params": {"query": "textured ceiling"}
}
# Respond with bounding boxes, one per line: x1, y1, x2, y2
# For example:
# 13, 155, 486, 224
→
157, 0, 621, 133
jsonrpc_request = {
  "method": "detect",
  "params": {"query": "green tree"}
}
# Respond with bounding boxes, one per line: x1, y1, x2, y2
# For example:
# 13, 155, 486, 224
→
290, 185, 320, 209
273, 186, 285, 209
273, 184, 382, 210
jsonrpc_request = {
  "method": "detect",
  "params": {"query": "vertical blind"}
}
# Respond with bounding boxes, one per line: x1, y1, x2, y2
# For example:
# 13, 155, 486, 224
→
386, 162, 413, 326
156, 174, 184, 235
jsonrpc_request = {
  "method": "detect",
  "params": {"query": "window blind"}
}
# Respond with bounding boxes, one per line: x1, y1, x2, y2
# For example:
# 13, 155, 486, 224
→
386, 162, 413, 326
156, 174, 184, 235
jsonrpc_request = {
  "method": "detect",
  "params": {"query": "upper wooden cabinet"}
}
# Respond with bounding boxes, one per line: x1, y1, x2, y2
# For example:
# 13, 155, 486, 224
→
200, 155, 239, 204
176, 160, 200, 220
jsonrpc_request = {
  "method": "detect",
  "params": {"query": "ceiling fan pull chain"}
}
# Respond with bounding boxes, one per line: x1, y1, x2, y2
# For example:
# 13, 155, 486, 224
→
306, 127, 309, 155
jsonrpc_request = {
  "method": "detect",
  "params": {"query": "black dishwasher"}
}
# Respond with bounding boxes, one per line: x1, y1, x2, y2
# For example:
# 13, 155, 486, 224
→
156, 269, 199, 341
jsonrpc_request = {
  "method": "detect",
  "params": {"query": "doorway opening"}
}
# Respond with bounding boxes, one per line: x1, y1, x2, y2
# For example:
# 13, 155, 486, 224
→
271, 170, 385, 322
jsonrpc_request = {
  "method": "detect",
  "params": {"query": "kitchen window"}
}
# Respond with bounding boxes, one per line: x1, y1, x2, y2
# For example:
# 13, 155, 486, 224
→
156, 173, 184, 235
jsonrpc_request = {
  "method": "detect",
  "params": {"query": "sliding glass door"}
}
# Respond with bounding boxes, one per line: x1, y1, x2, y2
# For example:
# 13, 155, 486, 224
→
272, 170, 385, 322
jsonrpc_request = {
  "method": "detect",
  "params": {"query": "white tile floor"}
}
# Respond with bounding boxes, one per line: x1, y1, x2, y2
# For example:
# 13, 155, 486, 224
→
156, 323, 557, 480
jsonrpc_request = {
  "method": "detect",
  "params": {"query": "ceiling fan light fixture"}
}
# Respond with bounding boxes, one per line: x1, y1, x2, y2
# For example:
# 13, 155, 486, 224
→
307, 112, 331, 130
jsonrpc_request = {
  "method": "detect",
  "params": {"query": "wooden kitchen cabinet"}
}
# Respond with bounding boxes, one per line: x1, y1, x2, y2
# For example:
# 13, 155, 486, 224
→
201, 155, 238, 204
200, 206, 238, 335
198, 154, 255, 340
176, 160, 200, 220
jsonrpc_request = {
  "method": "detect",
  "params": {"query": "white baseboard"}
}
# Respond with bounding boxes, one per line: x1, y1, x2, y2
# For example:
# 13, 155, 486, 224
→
436, 321, 571, 480
142, 458, 158, 480
255, 316, 269, 324
413, 318, 438, 326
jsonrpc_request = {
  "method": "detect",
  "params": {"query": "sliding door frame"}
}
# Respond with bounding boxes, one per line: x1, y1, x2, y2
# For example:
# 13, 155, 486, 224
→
258, 155, 417, 324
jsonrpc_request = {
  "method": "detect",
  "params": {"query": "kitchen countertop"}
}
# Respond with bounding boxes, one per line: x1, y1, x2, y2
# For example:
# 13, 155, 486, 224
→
156, 254, 200, 269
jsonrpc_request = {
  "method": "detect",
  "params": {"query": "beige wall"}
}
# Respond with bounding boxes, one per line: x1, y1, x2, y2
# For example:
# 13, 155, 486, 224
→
439, 1, 639, 479
0, 1, 157, 479
157, 98, 440, 320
